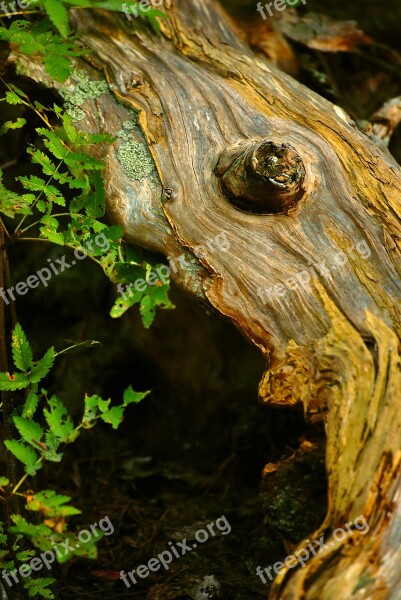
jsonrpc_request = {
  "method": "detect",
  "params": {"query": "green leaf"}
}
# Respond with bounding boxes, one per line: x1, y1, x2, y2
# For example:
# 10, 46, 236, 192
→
40, 215, 59, 228
0, 372, 30, 391
30, 150, 70, 184
43, 395, 75, 442
101, 224, 123, 241
85, 132, 115, 144
40, 227, 65, 245
139, 282, 174, 328
68, 534, 99, 560
13, 417, 43, 445
0, 171, 35, 217
109, 261, 173, 323
4, 440, 39, 471
29, 348, 56, 384
123, 385, 149, 406
24, 578, 56, 599
19, 176, 66, 205
94, 0, 138, 10
0, 477, 9, 486
0, 118, 26, 136
16, 549, 36, 562
62, 0, 91, 5
85, 171, 105, 218
37, 200, 47, 213
95, 397, 111, 413
100, 406, 124, 429
42, 433, 63, 462
19, 175, 47, 192
6, 84, 28, 100
44, 186, 65, 205
110, 286, 142, 318
19, 38, 46, 55
12, 324, 33, 372
140, 294, 157, 328
34, 100, 47, 111
10, 516, 43, 535
64, 152, 104, 170
40, 215, 59, 231
60, 111, 78, 143
26, 490, 81, 517
95, 0, 166, 24
82, 394, 100, 427
44, 0, 71, 37
146, 12, 167, 34
9, 515, 53, 539
42, 52, 72, 83
22, 388, 40, 418
37, 127, 69, 160
5, 91, 25, 105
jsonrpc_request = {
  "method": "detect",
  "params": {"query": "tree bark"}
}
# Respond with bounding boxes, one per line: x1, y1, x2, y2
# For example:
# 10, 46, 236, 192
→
13, 1, 401, 597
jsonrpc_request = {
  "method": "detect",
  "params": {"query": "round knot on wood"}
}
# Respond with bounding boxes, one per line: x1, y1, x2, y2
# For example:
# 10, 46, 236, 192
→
215, 141, 306, 214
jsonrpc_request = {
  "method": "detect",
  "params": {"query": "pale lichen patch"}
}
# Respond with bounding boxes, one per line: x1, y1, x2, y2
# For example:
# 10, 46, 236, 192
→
116, 115, 158, 184
60, 70, 109, 122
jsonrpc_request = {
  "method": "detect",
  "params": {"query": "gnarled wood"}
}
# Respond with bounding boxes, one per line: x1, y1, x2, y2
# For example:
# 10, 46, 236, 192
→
216, 140, 306, 214
13, 1, 401, 597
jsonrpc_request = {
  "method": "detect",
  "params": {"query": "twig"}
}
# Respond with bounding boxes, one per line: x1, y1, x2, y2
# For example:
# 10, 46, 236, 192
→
368, 97, 401, 146
0, 160, 17, 171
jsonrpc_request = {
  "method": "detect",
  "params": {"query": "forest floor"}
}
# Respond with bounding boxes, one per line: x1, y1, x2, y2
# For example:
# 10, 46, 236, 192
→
49, 286, 314, 600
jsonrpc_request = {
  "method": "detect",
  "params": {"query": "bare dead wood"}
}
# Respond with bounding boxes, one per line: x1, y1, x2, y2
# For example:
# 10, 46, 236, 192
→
369, 96, 401, 145
13, 0, 401, 597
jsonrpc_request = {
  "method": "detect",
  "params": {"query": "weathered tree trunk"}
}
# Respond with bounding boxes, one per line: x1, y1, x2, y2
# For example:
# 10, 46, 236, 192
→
14, 0, 401, 597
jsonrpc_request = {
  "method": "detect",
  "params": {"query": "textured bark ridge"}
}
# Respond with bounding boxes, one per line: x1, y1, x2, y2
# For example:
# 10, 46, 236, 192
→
16, 1, 401, 597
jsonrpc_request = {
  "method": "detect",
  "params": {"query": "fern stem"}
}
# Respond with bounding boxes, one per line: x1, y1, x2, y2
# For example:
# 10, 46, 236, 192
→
17, 238, 103, 267
0, 10, 40, 17
17, 212, 82, 236
12, 457, 43, 495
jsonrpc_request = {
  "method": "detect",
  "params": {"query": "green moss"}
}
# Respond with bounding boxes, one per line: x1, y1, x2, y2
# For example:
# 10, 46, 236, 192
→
267, 485, 304, 536
60, 70, 109, 122
260, 447, 327, 542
